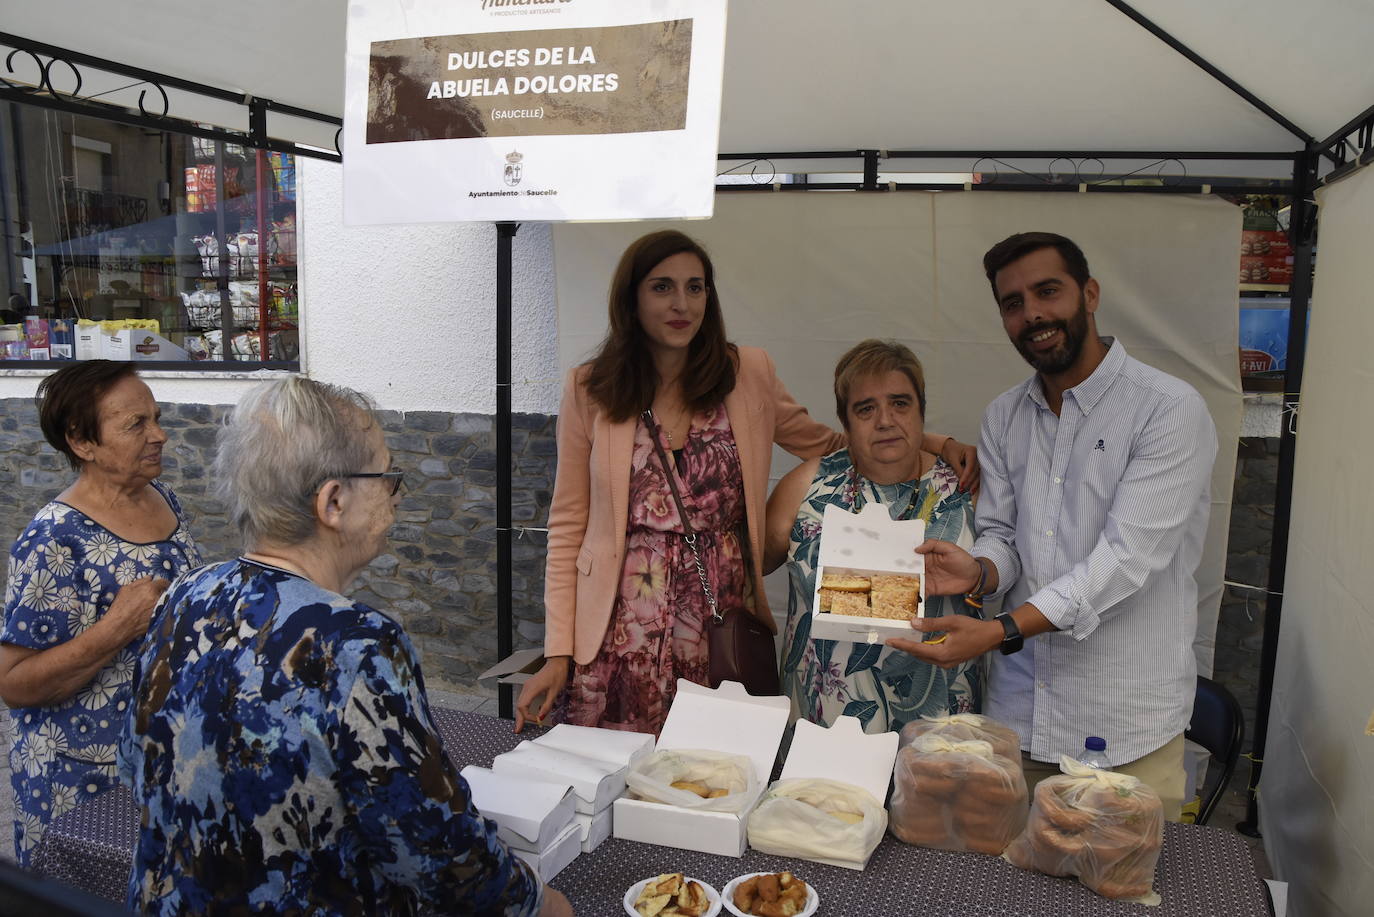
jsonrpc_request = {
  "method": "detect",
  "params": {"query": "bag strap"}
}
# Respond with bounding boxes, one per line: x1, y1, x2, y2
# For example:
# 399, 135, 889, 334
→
642, 409, 722, 623
642, 409, 695, 535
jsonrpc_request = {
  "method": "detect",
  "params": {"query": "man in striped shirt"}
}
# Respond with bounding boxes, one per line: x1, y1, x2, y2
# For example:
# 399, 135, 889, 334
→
892, 231, 1217, 820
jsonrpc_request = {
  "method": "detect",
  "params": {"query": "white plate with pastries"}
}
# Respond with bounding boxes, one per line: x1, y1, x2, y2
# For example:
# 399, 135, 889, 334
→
623, 873, 722, 917
721, 871, 819, 917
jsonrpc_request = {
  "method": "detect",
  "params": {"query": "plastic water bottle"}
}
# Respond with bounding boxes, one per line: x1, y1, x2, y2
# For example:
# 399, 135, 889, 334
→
1077, 736, 1112, 770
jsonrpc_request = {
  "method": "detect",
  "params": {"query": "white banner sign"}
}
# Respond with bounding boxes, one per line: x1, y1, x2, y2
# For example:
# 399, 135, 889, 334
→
343, 0, 727, 224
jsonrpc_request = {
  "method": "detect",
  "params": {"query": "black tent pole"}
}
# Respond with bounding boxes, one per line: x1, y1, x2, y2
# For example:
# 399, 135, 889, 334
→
496, 221, 520, 720
1237, 147, 1318, 836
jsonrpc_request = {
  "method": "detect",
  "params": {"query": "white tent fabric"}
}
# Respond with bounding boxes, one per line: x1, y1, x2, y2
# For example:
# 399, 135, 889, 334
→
8, 0, 1374, 160
1260, 164, 1374, 917
9, 2, 1374, 912
552, 192, 1242, 677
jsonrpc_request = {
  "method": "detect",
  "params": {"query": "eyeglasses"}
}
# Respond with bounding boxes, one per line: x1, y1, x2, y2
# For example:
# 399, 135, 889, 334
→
345, 468, 405, 496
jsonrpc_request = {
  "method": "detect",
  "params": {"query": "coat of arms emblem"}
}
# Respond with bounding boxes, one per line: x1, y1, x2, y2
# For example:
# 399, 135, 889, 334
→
504, 150, 524, 187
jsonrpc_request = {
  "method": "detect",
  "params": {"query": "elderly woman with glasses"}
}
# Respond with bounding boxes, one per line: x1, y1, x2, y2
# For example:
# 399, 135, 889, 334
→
118, 377, 572, 917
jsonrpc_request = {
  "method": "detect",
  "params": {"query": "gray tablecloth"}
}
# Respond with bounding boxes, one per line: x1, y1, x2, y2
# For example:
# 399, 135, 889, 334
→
32, 709, 1272, 916
29, 706, 539, 904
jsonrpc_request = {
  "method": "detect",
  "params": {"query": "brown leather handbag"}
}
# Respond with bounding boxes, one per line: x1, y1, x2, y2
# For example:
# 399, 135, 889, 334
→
643, 410, 781, 697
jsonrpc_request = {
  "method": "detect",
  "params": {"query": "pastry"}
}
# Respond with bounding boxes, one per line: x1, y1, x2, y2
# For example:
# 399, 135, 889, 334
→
870, 573, 920, 602
829, 592, 870, 616
732, 872, 809, 917
670, 781, 727, 799
824, 809, 864, 824
1006, 776, 1165, 899
869, 596, 914, 620
819, 571, 870, 592
634, 873, 711, 917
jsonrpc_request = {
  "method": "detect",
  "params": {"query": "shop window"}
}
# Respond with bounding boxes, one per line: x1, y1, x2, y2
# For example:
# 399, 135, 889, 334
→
1, 101, 300, 368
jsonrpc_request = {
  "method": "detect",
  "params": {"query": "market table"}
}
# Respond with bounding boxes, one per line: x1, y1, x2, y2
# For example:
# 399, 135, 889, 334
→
32, 709, 1273, 916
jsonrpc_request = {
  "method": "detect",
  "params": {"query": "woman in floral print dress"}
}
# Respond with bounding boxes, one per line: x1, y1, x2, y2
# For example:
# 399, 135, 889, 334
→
0, 362, 201, 864
516, 232, 978, 736
765, 340, 982, 736
556, 402, 753, 733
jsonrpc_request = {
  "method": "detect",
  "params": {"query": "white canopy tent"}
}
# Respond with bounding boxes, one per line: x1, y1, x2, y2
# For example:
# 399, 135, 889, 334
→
7, 0, 1374, 164
4, 3, 1373, 914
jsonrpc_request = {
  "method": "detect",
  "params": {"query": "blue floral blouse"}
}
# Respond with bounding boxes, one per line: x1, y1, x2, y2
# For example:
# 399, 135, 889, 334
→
118, 558, 542, 917
1, 479, 200, 865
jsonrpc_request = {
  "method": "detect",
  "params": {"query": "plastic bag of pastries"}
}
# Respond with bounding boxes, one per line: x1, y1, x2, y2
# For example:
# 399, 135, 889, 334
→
1003, 756, 1164, 903
898, 713, 1022, 762
747, 777, 887, 870
626, 748, 759, 813
889, 734, 1027, 855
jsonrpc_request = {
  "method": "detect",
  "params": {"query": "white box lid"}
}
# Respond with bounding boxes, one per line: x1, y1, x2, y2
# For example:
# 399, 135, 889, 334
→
492, 742, 625, 808
816, 502, 926, 573
477, 648, 545, 686
656, 680, 791, 784
780, 716, 899, 803
533, 723, 654, 769
460, 765, 575, 850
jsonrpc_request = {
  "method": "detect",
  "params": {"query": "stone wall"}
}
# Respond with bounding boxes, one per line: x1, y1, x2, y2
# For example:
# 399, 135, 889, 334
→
0, 394, 1282, 715
0, 397, 555, 693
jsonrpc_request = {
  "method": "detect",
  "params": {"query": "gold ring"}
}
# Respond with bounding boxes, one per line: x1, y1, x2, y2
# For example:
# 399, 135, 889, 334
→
921, 634, 948, 645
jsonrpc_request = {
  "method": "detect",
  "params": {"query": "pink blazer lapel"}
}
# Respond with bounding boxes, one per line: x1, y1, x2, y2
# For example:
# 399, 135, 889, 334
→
724, 384, 761, 507
603, 412, 637, 557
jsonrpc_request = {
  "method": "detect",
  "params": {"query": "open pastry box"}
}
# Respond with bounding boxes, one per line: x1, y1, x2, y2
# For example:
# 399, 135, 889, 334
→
776, 716, 899, 869
809, 502, 926, 644
613, 680, 791, 857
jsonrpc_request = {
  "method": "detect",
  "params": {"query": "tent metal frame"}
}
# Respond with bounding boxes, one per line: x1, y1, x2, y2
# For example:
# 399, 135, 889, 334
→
0, 32, 342, 162
492, 0, 1374, 844
6, 0, 1374, 840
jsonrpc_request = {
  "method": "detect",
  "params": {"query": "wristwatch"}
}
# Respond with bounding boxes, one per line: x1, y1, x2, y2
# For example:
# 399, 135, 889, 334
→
995, 613, 1024, 655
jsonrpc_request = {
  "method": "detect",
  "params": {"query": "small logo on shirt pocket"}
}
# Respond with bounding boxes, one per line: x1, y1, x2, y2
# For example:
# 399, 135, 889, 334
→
1093, 439, 1105, 452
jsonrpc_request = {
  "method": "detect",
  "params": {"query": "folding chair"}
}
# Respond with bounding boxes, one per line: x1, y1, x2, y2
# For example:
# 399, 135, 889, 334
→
1185, 675, 1245, 826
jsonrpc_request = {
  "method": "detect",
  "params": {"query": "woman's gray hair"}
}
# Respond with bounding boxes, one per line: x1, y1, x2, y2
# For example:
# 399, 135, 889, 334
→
214, 377, 379, 548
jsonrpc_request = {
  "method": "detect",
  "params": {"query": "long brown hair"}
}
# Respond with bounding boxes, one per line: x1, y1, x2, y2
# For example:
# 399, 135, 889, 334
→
583, 230, 737, 421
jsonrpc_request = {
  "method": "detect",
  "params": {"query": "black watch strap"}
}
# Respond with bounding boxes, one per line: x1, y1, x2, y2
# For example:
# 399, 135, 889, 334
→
996, 613, 1024, 655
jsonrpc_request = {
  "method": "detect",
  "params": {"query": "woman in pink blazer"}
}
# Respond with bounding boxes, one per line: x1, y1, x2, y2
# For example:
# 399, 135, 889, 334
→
515, 231, 975, 734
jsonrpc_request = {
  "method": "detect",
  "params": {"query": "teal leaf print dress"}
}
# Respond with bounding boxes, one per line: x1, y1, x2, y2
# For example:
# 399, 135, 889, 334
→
780, 450, 982, 734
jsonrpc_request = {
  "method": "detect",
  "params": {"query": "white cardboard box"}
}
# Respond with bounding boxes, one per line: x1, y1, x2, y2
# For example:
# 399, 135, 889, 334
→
532, 723, 654, 770
766, 716, 899, 870
513, 819, 581, 883
74, 325, 103, 360
478, 648, 545, 688
492, 742, 626, 815
104, 329, 189, 362
613, 680, 791, 858
459, 765, 576, 854
572, 807, 612, 853
809, 503, 926, 644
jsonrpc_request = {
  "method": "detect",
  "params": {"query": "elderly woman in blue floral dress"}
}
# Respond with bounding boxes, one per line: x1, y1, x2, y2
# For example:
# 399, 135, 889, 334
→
118, 377, 571, 917
0, 361, 200, 864
764, 340, 982, 734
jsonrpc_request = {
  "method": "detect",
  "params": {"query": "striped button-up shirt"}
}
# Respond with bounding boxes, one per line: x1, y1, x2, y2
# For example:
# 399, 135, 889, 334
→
972, 339, 1217, 766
